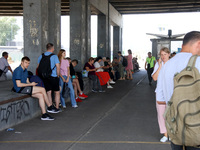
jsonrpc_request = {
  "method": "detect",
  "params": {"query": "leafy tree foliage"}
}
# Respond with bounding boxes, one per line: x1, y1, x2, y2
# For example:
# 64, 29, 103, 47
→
0, 17, 20, 46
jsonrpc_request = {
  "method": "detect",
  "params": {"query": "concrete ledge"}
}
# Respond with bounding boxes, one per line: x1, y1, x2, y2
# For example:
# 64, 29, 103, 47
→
0, 80, 40, 131
0, 78, 92, 131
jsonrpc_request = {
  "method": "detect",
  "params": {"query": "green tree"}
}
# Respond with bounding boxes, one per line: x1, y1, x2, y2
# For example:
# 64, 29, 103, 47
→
0, 17, 20, 46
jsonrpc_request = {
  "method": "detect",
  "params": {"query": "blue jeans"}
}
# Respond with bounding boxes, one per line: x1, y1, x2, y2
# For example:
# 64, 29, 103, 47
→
171, 142, 200, 150
59, 76, 77, 107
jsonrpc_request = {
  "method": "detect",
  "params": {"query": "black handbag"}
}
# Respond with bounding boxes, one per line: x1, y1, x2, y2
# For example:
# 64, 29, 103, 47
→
62, 82, 70, 98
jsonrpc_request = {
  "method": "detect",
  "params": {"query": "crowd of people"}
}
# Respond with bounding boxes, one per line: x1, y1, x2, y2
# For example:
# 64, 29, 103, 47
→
1, 31, 200, 150
0, 43, 139, 121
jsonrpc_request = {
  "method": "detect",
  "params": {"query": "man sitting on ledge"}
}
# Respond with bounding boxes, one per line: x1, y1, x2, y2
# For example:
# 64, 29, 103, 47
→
12, 56, 54, 121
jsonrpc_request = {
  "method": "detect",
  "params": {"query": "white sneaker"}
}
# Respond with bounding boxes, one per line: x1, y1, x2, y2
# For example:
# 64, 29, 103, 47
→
160, 136, 168, 143
72, 105, 78, 108
107, 85, 113, 88
110, 80, 115, 84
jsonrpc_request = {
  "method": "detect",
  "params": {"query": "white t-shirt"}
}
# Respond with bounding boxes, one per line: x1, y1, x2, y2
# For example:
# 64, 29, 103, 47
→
156, 52, 200, 103
94, 62, 104, 72
151, 61, 164, 95
0, 57, 9, 73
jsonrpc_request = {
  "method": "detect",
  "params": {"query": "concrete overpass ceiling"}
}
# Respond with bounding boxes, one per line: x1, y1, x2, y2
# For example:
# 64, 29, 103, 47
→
0, 0, 200, 16
108, 0, 200, 14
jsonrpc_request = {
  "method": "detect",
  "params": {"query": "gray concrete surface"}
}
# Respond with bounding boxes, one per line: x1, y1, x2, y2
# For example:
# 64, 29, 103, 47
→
0, 70, 171, 150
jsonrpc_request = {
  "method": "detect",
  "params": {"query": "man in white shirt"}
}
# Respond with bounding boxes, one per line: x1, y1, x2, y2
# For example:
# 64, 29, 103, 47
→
0, 52, 13, 81
157, 31, 200, 150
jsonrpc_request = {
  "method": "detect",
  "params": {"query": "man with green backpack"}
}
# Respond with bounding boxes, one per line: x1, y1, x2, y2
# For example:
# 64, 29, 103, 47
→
156, 31, 200, 150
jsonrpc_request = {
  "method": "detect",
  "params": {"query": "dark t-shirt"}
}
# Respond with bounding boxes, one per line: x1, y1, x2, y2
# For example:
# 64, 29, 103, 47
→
70, 63, 75, 76
84, 62, 95, 76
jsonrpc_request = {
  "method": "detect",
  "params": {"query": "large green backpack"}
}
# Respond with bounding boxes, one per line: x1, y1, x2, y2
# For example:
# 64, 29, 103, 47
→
164, 55, 200, 147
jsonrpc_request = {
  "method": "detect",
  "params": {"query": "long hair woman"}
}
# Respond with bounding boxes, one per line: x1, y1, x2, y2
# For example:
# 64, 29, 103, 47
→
58, 49, 78, 108
152, 47, 170, 142
126, 49, 133, 80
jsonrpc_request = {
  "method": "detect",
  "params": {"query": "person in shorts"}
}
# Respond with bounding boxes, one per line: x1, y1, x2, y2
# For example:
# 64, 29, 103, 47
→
38, 43, 61, 113
12, 56, 54, 121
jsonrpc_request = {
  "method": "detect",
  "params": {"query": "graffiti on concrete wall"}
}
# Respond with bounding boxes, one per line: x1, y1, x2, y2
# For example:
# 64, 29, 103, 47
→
0, 100, 30, 123
29, 20, 39, 46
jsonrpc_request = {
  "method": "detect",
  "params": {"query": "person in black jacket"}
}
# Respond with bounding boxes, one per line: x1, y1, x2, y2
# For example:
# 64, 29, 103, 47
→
70, 59, 88, 102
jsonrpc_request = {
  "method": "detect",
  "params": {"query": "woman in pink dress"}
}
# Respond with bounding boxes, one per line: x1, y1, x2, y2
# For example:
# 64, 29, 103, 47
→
126, 49, 133, 80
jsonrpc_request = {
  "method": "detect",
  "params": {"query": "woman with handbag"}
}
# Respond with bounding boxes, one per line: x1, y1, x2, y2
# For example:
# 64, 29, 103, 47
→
152, 47, 170, 142
58, 49, 78, 108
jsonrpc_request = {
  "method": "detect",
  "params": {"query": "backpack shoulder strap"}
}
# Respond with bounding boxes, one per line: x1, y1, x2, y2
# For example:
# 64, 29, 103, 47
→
186, 55, 198, 71
49, 53, 55, 57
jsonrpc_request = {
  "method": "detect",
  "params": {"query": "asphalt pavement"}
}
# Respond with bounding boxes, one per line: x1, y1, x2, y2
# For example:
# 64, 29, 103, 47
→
0, 70, 171, 150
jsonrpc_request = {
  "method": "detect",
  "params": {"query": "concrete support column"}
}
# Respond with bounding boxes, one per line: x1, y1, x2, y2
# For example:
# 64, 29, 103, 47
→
113, 26, 122, 58
23, 0, 49, 72
97, 14, 109, 58
48, 0, 61, 54
70, 0, 91, 72
151, 39, 157, 59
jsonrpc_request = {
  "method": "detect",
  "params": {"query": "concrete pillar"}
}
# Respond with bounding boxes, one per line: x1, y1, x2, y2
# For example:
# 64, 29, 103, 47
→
70, 0, 91, 72
23, 0, 49, 72
48, 0, 61, 54
113, 26, 121, 58
97, 14, 109, 58
151, 39, 157, 59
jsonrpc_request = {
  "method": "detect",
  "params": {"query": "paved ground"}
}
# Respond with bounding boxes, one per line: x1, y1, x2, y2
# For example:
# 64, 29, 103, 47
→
0, 70, 171, 150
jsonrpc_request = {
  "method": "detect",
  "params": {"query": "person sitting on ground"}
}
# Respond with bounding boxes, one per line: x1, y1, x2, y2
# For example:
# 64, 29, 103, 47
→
152, 47, 170, 143
84, 57, 104, 93
0, 51, 13, 81
70, 59, 88, 102
12, 56, 54, 120
58, 49, 78, 108
94, 56, 115, 89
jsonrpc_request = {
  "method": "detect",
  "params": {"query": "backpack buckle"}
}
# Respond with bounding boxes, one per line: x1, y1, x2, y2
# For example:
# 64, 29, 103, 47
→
186, 66, 192, 71
168, 101, 173, 106
171, 117, 176, 122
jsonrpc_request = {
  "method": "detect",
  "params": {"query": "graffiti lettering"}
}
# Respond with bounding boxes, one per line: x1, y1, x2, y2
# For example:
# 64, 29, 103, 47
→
0, 100, 30, 123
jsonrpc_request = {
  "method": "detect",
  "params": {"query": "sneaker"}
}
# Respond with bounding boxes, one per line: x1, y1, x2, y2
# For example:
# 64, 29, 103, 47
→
110, 80, 115, 84
54, 108, 62, 113
47, 105, 60, 114
79, 93, 88, 99
92, 89, 98, 93
76, 97, 82, 102
99, 90, 105, 93
63, 106, 66, 109
72, 104, 78, 108
107, 85, 113, 88
160, 136, 168, 143
41, 113, 54, 121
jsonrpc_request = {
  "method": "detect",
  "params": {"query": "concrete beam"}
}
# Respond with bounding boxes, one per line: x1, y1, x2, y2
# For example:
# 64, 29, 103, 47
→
109, 4, 123, 27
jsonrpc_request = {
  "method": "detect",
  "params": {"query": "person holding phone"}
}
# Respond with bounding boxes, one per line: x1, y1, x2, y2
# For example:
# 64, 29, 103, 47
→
152, 47, 170, 142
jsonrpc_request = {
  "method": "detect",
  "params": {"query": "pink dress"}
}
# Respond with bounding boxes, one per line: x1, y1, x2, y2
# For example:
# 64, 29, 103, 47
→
126, 54, 133, 70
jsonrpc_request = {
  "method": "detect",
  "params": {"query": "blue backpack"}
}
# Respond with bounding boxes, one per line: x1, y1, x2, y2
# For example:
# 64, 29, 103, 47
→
29, 75, 45, 87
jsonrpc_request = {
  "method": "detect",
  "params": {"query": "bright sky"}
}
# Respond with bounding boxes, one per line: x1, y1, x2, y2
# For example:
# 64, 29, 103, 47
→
122, 12, 200, 57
